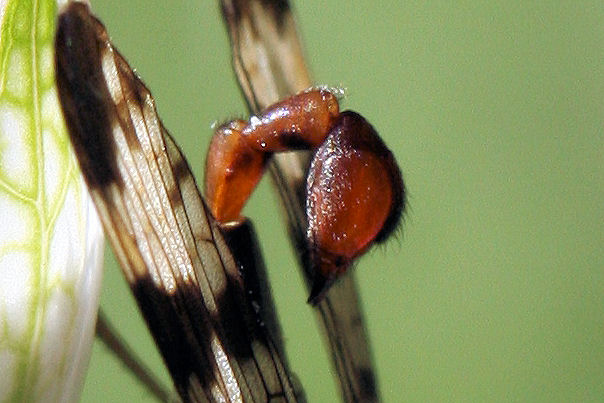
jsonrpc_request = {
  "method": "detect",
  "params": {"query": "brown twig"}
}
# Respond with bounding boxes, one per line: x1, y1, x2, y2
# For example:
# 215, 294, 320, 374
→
95, 310, 177, 402
220, 1, 381, 401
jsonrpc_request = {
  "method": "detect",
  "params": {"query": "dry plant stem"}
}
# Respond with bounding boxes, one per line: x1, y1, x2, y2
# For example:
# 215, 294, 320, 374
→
220, 1, 381, 401
96, 310, 177, 403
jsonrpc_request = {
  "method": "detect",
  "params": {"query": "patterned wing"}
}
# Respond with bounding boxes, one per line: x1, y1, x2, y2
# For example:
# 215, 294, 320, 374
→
55, 3, 299, 402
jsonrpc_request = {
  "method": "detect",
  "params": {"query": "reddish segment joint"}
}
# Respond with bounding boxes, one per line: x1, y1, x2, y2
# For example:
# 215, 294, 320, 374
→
205, 89, 405, 304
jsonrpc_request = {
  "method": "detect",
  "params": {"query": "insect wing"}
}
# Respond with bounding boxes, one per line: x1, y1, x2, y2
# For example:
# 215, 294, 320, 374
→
55, 3, 299, 402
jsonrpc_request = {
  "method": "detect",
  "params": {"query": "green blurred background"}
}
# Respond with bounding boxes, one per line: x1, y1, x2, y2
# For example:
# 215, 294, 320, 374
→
81, 1, 604, 402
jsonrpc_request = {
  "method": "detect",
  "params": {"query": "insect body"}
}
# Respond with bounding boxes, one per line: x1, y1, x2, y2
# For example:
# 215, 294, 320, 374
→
55, 2, 399, 400
205, 89, 405, 304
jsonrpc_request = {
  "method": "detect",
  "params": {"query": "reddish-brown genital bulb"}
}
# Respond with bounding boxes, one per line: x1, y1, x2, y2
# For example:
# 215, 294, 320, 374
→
204, 88, 405, 304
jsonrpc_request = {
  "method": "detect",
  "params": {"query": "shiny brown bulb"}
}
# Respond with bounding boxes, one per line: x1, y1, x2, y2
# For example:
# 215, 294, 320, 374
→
305, 111, 404, 304
204, 89, 405, 304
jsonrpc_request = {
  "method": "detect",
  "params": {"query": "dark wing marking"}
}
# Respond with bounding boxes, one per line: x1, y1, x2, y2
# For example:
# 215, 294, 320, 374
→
55, 3, 299, 402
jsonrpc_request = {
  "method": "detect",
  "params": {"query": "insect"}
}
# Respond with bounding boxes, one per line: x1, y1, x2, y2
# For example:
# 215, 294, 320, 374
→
205, 89, 405, 303
55, 1, 404, 401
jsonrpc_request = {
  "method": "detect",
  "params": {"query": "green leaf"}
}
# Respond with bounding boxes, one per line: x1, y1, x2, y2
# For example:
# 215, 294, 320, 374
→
0, 1, 104, 401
